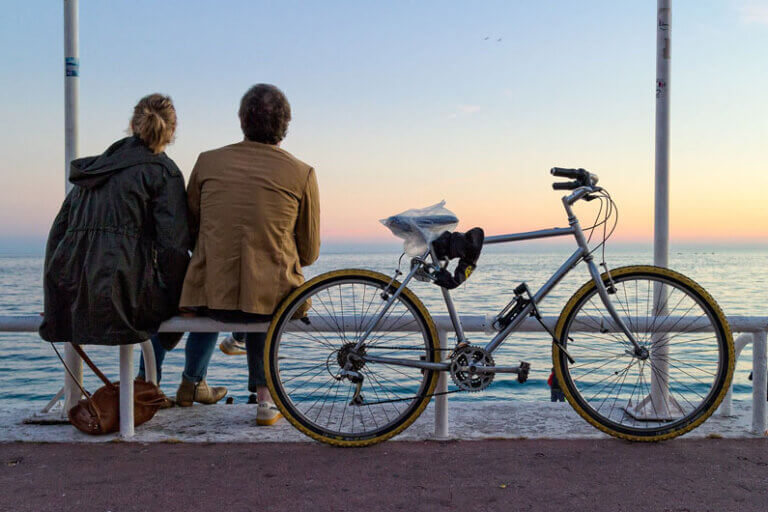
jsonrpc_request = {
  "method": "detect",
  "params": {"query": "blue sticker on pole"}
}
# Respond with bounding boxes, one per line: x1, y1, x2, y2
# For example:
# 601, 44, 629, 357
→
65, 57, 79, 77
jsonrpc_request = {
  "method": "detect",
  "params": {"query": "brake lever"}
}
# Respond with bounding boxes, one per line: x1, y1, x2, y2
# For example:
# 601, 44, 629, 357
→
583, 194, 599, 201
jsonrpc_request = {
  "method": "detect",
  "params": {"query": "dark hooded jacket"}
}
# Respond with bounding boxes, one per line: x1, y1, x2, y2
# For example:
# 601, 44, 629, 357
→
39, 136, 191, 345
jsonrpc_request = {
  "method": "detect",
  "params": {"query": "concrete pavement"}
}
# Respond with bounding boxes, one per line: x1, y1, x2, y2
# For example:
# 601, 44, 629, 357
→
2, 439, 767, 511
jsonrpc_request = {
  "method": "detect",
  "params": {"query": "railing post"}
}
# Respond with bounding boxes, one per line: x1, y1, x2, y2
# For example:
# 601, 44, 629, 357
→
139, 339, 158, 385
63, 346, 83, 416
434, 330, 449, 440
119, 344, 135, 438
40, 386, 66, 414
719, 333, 754, 417
752, 330, 767, 435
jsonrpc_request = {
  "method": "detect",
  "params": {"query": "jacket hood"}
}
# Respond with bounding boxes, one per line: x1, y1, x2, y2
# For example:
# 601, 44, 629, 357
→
69, 136, 170, 189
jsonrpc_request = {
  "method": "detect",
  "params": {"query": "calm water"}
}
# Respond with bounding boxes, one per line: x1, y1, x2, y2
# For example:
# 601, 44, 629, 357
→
1, 247, 765, 406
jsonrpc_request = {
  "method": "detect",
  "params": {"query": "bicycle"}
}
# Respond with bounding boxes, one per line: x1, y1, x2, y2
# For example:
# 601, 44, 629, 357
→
265, 168, 734, 446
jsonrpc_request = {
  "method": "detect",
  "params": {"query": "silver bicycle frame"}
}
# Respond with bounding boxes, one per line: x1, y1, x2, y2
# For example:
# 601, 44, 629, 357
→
359, 186, 642, 370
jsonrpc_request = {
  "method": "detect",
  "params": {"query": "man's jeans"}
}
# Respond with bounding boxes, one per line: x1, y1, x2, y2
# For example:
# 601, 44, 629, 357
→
138, 332, 267, 391
138, 333, 218, 384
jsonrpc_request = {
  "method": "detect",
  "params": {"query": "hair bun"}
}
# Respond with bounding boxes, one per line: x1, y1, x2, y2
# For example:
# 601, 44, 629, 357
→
130, 94, 176, 153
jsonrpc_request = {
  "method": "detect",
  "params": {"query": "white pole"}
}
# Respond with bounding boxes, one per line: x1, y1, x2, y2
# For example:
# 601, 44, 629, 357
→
720, 333, 755, 417
434, 330, 449, 439
119, 344, 135, 438
648, 0, 674, 417
62, 0, 83, 416
752, 331, 767, 435
654, 2, 671, 267
140, 339, 158, 385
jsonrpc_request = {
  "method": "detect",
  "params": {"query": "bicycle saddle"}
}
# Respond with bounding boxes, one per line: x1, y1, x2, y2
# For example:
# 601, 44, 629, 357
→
432, 227, 485, 289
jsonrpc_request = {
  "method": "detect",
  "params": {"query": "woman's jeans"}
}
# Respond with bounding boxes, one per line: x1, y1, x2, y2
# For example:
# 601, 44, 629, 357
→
138, 332, 267, 391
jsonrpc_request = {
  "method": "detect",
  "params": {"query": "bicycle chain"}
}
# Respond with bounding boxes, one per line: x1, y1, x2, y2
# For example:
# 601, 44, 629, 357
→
357, 388, 465, 406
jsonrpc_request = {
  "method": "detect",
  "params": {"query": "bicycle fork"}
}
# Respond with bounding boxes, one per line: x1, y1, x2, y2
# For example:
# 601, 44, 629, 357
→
565, 196, 647, 358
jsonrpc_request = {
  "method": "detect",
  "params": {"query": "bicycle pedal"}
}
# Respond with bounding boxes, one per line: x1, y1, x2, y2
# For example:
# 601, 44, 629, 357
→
517, 361, 531, 383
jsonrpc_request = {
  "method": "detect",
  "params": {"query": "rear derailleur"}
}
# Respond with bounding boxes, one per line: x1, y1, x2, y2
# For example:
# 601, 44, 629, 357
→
340, 368, 365, 406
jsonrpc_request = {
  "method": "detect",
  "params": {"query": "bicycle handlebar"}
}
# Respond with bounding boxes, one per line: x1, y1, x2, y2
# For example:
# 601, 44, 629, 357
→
552, 181, 579, 190
550, 167, 599, 190
551, 167, 585, 179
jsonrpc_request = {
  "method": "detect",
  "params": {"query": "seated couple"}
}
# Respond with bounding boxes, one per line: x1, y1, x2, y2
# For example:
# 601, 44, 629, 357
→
39, 84, 320, 426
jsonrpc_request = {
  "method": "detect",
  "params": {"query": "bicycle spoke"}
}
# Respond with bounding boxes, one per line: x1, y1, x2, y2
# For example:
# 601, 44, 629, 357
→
273, 277, 435, 441
560, 272, 728, 436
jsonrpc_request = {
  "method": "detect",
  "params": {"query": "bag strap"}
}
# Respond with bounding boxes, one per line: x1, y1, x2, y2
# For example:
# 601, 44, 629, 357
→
69, 344, 116, 390
49, 342, 105, 425
49, 342, 94, 399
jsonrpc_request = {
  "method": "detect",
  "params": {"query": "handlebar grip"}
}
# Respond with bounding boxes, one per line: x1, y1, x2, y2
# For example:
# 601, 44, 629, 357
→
552, 181, 579, 190
550, 167, 585, 179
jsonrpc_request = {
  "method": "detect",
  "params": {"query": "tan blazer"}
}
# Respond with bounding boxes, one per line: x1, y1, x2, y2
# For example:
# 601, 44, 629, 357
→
179, 140, 320, 315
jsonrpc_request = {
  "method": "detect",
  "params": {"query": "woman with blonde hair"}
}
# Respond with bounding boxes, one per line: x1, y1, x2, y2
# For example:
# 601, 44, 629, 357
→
40, 95, 208, 385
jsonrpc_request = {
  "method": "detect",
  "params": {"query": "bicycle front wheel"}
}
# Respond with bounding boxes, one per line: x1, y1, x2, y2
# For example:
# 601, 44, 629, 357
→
265, 269, 440, 447
553, 265, 733, 441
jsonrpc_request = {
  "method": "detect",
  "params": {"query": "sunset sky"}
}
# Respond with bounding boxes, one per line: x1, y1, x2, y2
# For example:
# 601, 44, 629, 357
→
1, 1, 766, 253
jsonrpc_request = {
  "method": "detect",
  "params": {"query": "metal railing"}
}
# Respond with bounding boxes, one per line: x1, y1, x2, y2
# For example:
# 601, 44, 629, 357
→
1, 314, 766, 439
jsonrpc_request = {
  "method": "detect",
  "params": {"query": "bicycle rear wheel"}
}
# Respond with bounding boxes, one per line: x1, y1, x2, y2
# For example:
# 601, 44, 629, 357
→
553, 265, 733, 441
265, 269, 440, 446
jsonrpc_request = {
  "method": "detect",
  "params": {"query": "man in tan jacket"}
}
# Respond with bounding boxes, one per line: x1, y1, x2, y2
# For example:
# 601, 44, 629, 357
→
177, 84, 320, 425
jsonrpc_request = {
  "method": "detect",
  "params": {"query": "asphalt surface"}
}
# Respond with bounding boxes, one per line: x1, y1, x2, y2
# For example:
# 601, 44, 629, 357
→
1, 439, 767, 512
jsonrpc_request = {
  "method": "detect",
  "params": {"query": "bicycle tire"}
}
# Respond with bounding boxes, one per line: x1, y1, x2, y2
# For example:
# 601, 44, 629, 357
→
265, 269, 440, 447
553, 265, 734, 441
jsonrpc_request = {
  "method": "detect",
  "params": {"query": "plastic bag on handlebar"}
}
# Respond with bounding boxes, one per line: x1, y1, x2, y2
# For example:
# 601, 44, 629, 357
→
380, 201, 459, 257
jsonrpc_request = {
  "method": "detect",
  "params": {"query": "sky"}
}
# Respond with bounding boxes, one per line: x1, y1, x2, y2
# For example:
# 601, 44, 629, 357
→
0, 0, 766, 254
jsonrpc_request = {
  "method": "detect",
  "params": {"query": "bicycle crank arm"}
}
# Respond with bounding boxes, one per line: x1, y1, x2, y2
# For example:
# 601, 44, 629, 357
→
459, 365, 523, 374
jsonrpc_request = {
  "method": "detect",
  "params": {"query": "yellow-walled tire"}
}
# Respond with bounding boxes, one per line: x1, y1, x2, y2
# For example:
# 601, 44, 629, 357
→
553, 265, 734, 441
265, 269, 440, 447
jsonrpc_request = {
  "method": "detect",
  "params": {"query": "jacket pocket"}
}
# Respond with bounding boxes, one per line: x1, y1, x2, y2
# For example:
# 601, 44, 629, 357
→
47, 233, 77, 290
136, 248, 166, 328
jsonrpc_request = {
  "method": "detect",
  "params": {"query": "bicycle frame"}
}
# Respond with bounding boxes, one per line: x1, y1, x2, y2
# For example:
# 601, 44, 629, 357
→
356, 187, 642, 372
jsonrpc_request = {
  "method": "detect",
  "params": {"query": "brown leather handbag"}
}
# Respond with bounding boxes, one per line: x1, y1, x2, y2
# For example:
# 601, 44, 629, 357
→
53, 343, 167, 435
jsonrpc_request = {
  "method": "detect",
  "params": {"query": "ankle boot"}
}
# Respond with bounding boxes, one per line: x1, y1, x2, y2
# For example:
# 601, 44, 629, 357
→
176, 377, 227, 407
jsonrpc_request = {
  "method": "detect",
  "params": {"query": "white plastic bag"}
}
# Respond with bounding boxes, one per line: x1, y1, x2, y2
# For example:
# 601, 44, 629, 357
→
380, 201, 459, 256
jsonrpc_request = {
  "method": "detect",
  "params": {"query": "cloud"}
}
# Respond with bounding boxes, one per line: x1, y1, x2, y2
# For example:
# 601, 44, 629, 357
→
457, 104, 482, 114
446, 104, 482, 120
738, 0, 768, 25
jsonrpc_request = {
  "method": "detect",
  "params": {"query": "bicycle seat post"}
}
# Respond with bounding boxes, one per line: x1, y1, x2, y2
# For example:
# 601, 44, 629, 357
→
429, 243, 467, 345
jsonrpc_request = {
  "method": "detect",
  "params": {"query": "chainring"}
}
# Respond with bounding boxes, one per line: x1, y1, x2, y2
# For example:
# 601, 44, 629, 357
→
449, 345, 495, 392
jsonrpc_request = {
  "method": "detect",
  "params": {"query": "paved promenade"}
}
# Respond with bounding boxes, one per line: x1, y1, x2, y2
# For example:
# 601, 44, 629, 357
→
2, 439, 767, 512
2, 401, 765, 510
1, 400, 759, 442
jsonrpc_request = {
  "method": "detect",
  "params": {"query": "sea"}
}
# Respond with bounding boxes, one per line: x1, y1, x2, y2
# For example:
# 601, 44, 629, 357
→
0, 245, 766, 407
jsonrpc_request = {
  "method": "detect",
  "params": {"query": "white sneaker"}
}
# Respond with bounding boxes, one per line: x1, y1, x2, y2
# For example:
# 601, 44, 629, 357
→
219, 335, 246, 355
256, 403, 283, 426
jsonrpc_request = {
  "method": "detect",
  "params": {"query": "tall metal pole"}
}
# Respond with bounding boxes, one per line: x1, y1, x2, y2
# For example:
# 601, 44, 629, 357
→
628, 0, 675, 420
63, 0, 82, 414
649, 0, 675, 418
654, 0, 671, 267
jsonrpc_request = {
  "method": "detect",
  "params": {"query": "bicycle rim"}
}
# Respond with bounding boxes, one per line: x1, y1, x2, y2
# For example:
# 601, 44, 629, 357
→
266, 270, 439, 445
554, 266, 733, 440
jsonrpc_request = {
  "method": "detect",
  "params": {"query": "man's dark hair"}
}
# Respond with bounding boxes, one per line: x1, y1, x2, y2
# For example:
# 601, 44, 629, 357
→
238, 84, 292, 144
